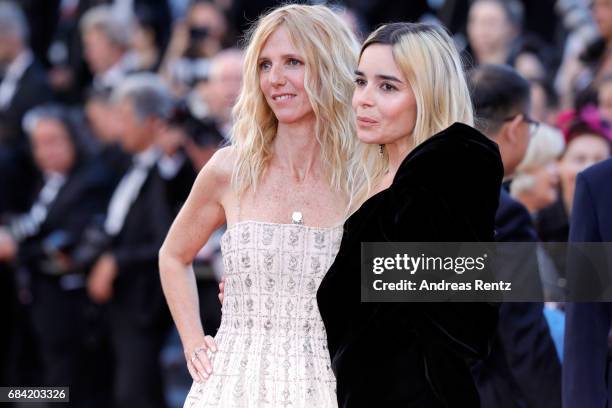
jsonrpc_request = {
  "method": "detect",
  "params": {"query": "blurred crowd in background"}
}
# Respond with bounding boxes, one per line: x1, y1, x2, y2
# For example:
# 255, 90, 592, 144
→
0, 0, 611, 407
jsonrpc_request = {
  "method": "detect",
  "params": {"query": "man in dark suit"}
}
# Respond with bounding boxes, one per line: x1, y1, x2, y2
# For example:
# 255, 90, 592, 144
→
0, 3, 54, 395
0, 1, 53, 214
76, 0, 170, 40
43, 0, 170, 103
86, 73, 173, 408
563, 157, 612, 407
76, 1, 171, 95
79, 4, 132, 93
0, 106, 115, 406
468, 64, 562, 407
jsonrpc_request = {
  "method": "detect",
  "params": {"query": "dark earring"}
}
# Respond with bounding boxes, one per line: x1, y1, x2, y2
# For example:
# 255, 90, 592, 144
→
379, 144, 384, 155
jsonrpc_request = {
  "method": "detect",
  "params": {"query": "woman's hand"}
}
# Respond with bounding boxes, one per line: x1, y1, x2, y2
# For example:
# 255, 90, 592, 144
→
185, 336, 218, 382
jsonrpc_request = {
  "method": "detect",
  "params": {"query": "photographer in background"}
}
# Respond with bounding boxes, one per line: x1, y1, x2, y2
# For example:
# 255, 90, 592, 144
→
158, 100, 223, 212
0, 1, 54, 215
80, 5, 133, 93
0, 105, 114, 407
192, 47, 242, 139
84, 73, 173, 408
157, 47, 242, 213
83, 88, 131, 185
160, 0, 228, 95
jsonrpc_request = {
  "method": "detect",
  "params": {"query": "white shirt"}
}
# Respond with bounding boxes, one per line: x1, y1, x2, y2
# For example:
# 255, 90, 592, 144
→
0, 49, 33, 110
158, 152, 186, 180
93, 54, 131, 91
104, 147, 160, 236
113, 0, 134, 18
10, 172, 66, 241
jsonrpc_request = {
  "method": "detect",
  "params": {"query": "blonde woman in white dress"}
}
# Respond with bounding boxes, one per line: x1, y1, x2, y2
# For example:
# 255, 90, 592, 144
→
159, 5, 374, 407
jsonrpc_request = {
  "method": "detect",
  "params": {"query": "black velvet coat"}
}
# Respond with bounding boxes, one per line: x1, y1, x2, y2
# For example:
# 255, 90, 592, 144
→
316, 123, 504, 408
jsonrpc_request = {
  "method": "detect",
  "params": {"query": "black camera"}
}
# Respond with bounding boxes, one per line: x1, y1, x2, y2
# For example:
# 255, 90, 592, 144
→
167, 101, 224, 147
70, 218, 112, 275
189, 26, 209, 41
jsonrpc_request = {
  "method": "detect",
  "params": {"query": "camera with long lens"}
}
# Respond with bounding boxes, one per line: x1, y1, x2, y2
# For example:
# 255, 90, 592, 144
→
167, 101, 224, 147
189, 26, 209, 42
69, 215, 112, 275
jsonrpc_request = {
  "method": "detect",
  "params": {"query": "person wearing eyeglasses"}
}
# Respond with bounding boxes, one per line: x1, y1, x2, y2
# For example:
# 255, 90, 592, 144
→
467, 64, 562, 408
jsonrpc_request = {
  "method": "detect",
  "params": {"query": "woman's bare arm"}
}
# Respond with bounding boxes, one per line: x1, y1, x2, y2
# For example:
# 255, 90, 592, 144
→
159, 147, 233, 382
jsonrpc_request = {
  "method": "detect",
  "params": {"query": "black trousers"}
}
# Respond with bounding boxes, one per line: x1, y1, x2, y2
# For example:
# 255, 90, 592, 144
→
0, 264, 18, 385
0, 264, 41, 408
29, 274, 113, 408
108, 302, 170, 408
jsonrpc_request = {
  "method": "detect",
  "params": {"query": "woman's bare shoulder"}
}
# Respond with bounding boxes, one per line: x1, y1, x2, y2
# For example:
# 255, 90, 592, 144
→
207, 146, 236, 179
192, 146, 236, 197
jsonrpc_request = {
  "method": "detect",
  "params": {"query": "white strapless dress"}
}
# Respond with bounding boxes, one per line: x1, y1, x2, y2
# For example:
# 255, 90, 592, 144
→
184, 220, 342, 408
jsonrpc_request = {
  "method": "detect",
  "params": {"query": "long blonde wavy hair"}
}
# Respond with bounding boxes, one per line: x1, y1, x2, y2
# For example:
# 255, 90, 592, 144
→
230, 4, 366, 213
352, 22, 475, 206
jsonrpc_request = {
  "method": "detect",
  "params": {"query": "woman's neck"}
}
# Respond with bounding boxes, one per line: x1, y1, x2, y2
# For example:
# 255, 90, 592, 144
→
370, 135, 414, 195
385, 135, 414, 179
272, 120, 321, 182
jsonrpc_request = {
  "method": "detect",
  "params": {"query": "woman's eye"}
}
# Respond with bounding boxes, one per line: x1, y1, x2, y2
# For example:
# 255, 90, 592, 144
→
354, 78, 366, 87
288, 58, 302, 66
380, 83, 397, 92
259, 61, 271, 71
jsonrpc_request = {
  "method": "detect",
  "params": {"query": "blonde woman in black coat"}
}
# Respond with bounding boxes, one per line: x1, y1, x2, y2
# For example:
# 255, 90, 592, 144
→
316, 23, 504, 408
